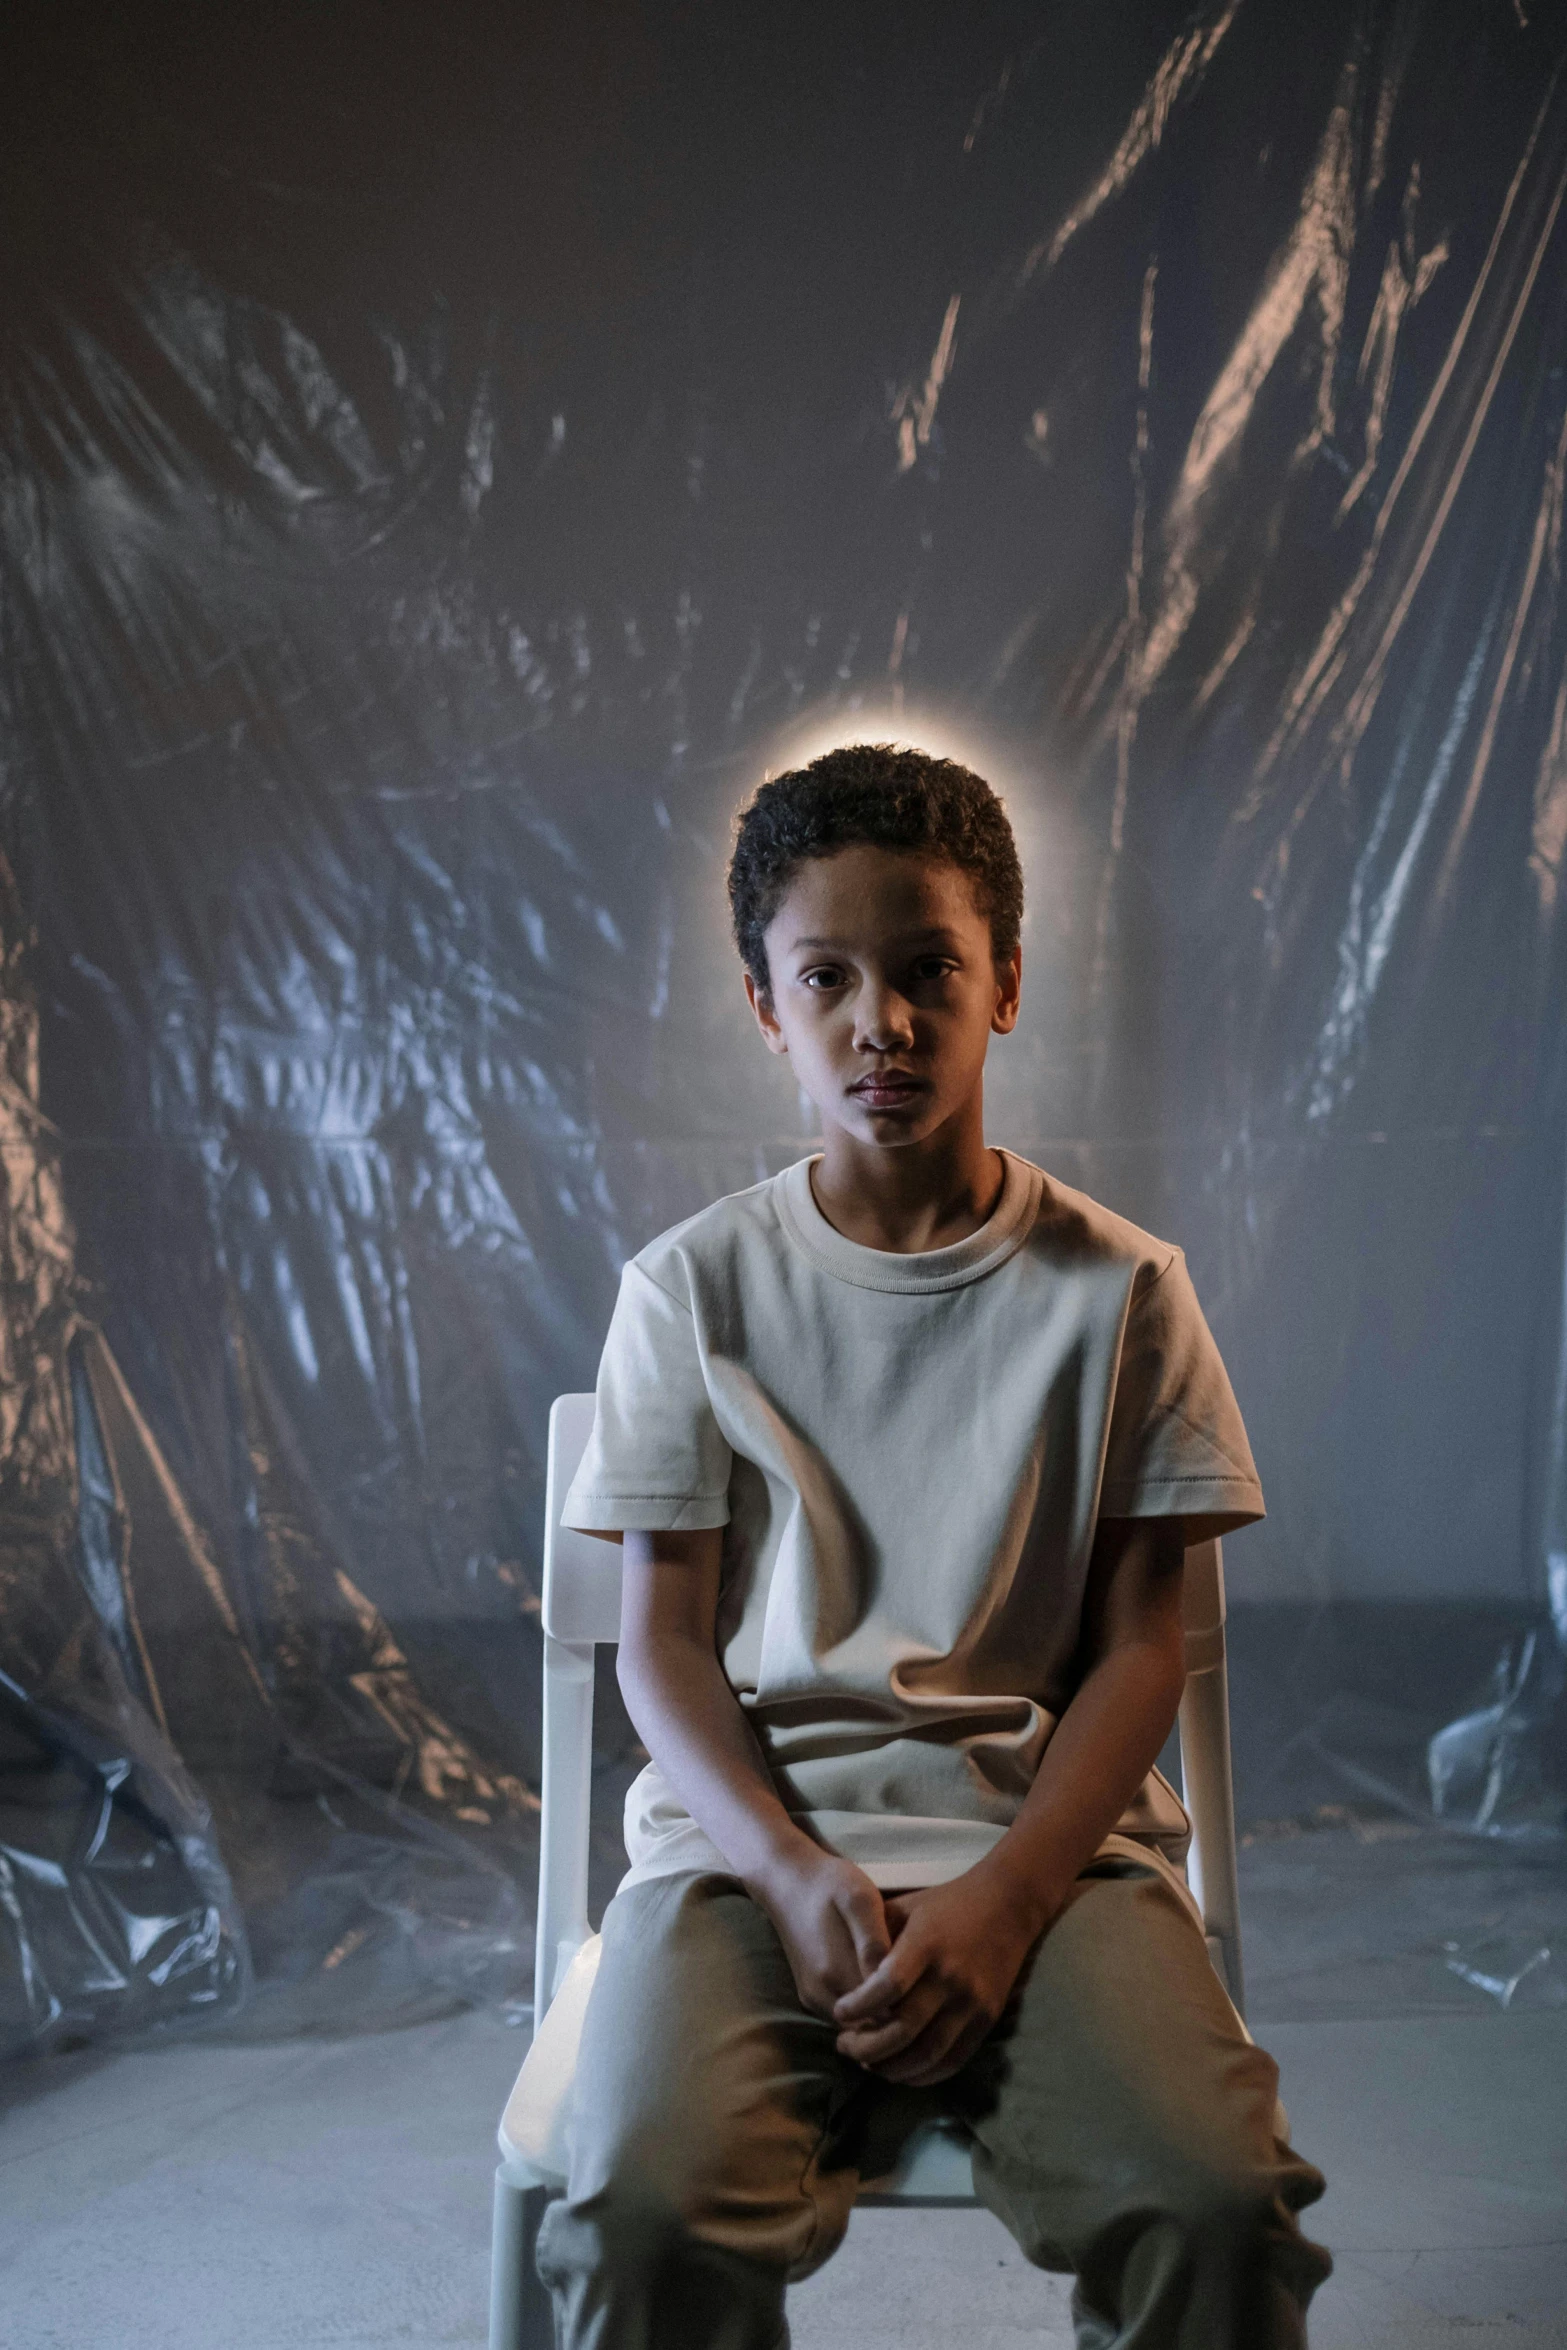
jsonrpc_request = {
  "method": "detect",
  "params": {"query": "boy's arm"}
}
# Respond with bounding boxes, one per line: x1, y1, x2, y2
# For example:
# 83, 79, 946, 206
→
616, 1527, 891, 2011
833, 1515, 1187, 2085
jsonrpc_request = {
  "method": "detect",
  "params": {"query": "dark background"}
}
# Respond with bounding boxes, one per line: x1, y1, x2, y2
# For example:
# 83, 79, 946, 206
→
3, 0, 1565, 2044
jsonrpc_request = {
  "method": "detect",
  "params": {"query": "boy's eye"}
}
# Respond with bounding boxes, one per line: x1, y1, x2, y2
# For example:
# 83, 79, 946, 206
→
800, 966, 846, 990
911, 957, 958, 983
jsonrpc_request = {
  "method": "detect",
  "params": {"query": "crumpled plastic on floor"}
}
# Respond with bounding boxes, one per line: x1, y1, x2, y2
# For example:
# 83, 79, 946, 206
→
0, 1667, 247, 2050
1441, 1934, 1556, 2010
1428, 1628, 1567, 1841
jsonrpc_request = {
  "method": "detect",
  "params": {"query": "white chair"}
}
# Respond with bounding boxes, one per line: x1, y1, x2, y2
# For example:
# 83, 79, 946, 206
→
488, 1394, 1247, 2350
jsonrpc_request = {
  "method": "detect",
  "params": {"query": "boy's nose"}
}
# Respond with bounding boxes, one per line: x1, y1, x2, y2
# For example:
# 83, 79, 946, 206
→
853, 985, 915, 1052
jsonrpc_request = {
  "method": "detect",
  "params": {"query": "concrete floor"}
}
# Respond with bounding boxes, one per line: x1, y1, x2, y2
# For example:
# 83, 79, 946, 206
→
3, 2006, 1563, 2348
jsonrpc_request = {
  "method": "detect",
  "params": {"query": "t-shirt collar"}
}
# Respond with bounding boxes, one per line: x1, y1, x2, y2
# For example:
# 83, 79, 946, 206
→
777, 1150, 1042, 1293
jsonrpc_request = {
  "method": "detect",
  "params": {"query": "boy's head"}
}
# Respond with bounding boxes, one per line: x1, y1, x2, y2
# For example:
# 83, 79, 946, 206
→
728, 744, 1023, 999
728, 743, 1024, 1150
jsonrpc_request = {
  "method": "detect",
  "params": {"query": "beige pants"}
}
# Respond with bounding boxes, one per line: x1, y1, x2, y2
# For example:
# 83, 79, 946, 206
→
536, 1858, 1331, 2349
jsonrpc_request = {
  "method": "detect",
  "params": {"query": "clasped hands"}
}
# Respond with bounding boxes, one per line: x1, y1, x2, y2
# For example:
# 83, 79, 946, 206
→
751, 1847, 1045, 2088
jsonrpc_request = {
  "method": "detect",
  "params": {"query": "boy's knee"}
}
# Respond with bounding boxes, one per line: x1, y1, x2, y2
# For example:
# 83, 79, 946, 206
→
536, 2182, 796, 2350
537, 2154, 718, 2303
985, 2144, 1287, 2277
1161, 2149, 1283, 2245
1154, 2141, 1331, 2302
596, 2147, 688, 2237
551, 2126, 844, 2279
565, 2126, 711, 2249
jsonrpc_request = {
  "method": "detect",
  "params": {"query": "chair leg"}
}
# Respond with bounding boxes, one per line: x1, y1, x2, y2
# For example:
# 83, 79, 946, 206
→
490, 2170, 557, 2350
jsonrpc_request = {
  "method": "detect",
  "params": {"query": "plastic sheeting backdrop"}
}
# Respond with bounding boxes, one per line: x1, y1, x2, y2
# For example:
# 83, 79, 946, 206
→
2, 0, 1565, 2050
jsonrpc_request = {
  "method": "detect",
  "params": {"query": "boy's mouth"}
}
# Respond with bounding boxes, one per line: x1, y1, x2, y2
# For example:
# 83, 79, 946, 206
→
848, 1071, 927, 1109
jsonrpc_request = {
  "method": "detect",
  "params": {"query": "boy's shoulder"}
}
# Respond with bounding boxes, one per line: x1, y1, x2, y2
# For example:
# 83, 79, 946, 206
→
1024, 1162, 1180, 1287
624, 1166, 794, 1298
624, 1154, 1179, 1304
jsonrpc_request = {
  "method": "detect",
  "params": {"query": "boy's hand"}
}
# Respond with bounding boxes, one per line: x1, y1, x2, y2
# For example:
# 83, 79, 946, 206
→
749, 1846, 892, 2018
830, 1871, 1043, 2086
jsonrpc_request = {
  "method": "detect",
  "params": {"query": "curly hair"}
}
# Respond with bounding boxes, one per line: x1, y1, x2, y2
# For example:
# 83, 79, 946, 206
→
728, 743, 1024, 993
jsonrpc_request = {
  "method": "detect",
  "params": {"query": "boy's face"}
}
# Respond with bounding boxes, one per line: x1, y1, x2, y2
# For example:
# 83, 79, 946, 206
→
745, 844, 1021, 1151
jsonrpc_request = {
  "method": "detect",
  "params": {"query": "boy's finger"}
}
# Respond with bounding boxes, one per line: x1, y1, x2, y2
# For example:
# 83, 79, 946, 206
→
871, 2005, 989, 2087
832, 1941, 920, 2020
845, 1900, 891, 1979
834, 1981, 944, 2065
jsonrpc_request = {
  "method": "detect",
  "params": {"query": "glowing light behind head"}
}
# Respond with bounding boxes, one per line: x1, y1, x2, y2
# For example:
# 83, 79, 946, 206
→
714, 703, 1079, 1142
759, 700, 1031, 808
749, 700, 1055, 954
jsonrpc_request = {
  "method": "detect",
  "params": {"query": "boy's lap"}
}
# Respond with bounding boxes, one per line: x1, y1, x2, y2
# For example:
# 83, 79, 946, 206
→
950, 1859, 1327, 2285
570, 1871, 860, 2215
952, 1860, 1284, 2178
572, 1858, 1285, 2212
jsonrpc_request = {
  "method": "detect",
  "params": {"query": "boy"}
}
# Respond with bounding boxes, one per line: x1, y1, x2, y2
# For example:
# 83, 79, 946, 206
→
537, 745, 1330, 2348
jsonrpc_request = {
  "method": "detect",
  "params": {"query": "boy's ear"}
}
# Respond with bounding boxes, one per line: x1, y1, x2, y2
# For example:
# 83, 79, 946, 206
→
991, 944, 1023, 1036
744, 970, 789, 1056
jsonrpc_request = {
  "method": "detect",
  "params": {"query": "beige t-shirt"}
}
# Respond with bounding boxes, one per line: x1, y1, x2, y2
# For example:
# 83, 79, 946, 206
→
564, 1152, 1263, 1890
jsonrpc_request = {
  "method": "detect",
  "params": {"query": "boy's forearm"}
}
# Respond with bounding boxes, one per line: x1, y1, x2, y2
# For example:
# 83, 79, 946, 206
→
968, 1634, 1186, 1939
617, 1632, 819, 1888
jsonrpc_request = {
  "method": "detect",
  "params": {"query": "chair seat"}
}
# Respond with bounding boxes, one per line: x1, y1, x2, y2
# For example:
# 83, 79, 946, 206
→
855, 2121, 976, 2205
497, 1932, 978, 2206
499, 1937, 605, 2187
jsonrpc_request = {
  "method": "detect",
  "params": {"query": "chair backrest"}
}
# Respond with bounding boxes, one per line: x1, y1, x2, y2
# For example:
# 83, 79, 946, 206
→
534, 1394, 1243, 2019
534, 1396, 612, 2012
542, 1393, 622, 1641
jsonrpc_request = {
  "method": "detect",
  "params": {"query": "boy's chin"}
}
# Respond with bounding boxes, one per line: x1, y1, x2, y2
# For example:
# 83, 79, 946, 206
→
835, 1107, 943, 1149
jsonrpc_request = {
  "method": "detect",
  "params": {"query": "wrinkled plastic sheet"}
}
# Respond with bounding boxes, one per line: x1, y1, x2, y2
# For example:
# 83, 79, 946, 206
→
2, 0, 1566, 2049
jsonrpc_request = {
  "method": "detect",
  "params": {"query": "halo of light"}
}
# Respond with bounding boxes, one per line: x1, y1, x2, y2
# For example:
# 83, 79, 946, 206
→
756, 699, 1039, 815
744, 698, 1060, 955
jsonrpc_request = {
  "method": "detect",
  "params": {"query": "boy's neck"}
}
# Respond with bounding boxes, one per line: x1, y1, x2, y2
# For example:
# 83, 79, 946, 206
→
809, 1103, 1005, 1255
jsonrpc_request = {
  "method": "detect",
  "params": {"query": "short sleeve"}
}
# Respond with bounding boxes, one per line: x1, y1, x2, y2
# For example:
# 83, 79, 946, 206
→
1097, 1252, 1265, 1542
562, 1259, 733, 1532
